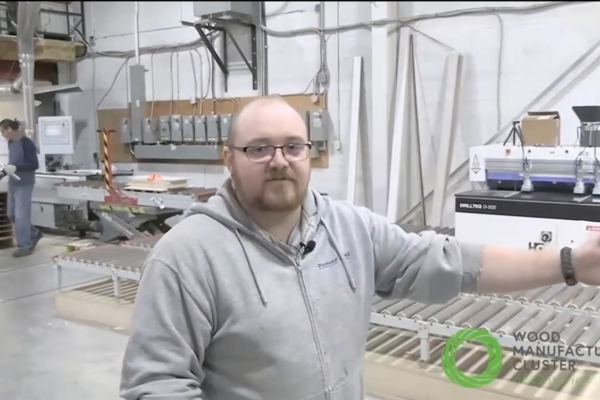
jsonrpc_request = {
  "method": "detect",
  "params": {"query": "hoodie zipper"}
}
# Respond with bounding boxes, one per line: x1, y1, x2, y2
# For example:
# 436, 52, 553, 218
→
293, 254, 332, 400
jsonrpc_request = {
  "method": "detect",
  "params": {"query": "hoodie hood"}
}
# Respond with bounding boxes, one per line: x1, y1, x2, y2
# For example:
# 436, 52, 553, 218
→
186, 178, 357, 305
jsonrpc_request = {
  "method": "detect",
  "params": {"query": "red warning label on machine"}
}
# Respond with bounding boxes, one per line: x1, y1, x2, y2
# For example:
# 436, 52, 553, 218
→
586, 226, 600, 231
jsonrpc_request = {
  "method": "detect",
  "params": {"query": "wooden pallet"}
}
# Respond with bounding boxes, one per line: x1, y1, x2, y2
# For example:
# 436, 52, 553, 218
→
55, 279, 137, 332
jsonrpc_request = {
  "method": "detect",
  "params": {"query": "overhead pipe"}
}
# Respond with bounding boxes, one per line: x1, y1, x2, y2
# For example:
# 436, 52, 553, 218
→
0, 74, 23, 94
134, 2, 140, 64
17, 1, 42, 141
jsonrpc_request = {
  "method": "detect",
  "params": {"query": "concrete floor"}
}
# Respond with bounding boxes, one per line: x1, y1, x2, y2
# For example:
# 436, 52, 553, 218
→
0, 235, 127, 400
0, 235, 389, 400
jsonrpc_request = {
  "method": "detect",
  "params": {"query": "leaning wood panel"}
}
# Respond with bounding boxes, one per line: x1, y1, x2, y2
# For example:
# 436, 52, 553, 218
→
97, 94, 329, 168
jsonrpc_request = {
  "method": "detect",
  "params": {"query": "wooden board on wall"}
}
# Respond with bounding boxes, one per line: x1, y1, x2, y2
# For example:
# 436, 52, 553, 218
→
0, 35, 82, 62
97, 94, 329, 169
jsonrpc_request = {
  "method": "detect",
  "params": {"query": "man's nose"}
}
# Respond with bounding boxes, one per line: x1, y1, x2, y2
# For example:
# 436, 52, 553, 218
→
269, 148, 289, 167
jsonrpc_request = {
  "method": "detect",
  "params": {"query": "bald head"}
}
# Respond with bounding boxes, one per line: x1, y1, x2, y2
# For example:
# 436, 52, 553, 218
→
223, 95, 312, 214
227, 96, 308, 147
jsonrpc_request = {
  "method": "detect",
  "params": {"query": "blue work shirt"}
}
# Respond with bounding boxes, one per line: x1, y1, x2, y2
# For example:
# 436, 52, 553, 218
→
8, 136, 38, 186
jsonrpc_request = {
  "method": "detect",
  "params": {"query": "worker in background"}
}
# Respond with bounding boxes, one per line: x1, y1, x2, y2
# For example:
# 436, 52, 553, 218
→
0, 119, 42, 257
120, 96, 600, 400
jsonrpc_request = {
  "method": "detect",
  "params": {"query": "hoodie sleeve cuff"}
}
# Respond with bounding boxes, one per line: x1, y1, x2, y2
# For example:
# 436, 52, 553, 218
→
460, 242, 484, 294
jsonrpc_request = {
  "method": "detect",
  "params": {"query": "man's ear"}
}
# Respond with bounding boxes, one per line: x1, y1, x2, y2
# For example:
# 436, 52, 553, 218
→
222, 146, 233, 174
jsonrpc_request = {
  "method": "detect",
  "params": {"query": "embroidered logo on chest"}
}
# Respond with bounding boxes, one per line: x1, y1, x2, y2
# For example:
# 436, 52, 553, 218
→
318, 251, 351, 269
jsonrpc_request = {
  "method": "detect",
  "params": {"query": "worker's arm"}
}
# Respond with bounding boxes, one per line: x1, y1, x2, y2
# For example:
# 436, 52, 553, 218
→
120, 259, 211, 400
361, 209, 572, 304
477, 245, 562, 293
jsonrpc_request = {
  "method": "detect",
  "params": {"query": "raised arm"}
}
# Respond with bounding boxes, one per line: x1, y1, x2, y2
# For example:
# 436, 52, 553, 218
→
120, 259, 213, 400
361, 208, 600, 304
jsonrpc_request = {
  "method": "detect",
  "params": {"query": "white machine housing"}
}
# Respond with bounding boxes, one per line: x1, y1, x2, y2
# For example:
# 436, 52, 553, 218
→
455, 194, 598, 249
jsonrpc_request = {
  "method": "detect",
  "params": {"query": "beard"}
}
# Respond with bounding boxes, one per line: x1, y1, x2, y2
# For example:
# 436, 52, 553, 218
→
232, 169, 306, 212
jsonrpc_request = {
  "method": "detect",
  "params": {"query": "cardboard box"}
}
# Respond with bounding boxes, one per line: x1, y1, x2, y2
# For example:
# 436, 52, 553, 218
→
520, 111, 561, 146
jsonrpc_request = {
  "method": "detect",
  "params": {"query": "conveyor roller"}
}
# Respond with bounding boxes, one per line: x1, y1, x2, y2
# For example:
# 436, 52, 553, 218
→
54, 244, 149, 275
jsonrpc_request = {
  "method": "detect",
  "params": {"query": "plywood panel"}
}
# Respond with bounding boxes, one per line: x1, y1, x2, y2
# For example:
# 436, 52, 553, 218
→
97, 94, 329, 169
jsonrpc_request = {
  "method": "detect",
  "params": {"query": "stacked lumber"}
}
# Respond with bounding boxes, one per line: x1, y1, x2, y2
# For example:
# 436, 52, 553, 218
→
124, 174, 188, 192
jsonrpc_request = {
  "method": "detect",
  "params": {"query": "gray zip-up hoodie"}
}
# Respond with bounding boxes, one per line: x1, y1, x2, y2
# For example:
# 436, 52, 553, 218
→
120, 178, 483, 400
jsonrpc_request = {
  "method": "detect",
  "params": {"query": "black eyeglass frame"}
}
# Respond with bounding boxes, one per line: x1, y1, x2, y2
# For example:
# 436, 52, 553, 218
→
230, 142, 313, 163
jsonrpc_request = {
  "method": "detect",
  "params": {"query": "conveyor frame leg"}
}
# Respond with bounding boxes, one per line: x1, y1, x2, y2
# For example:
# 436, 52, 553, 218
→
418, 326, 431, 362
54, 264, 63, 291
112, 273, 122, 304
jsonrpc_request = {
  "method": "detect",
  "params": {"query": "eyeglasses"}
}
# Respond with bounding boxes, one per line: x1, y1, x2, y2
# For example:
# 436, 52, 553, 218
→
232, 143, 312, 163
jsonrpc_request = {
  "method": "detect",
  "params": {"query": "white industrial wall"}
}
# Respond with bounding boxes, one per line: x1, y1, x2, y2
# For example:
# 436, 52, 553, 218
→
75, 1, 600, 226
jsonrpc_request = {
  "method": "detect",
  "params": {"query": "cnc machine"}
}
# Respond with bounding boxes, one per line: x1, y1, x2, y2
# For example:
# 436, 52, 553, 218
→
456, 106, 600, 250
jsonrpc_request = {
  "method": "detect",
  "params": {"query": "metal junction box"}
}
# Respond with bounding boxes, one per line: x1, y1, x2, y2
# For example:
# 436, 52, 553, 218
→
193, 2, 259, 21
120, 118, 131, 144
220, 114, 233, 143
182, 116, 195, 142
206, 115, 221, 144
194, 116, 207, 143
159, 116, 171, 141
171, 115, 183, 142
308, 110, 333, 142
143, 118, 159, 144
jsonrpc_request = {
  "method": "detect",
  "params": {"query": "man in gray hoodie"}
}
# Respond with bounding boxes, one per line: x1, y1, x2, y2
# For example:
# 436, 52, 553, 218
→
121, 96, 600, 400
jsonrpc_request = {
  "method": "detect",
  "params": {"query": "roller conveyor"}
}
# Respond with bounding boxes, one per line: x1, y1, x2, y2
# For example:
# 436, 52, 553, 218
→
53, 242, 150, 300
120, 234, 164, 250
54, 244, 149, 280
492, 284, 600, 311
371, 293, 600, 366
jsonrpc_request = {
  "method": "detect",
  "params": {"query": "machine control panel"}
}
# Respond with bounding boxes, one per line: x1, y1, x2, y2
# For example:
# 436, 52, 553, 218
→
39, 116, 75, 155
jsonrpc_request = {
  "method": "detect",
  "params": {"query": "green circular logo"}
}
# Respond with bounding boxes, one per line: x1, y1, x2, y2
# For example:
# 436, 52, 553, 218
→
442, 328, 503, 388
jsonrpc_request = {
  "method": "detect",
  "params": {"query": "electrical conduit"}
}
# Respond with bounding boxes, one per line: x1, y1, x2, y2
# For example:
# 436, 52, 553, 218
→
17, 1, 42, 141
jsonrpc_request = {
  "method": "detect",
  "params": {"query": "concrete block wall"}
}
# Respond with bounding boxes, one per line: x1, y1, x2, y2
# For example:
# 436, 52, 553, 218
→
75, 1, 600, 226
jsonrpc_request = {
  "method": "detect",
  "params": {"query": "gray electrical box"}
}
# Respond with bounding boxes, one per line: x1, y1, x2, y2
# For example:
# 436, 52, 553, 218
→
129, 65, 146, 142
220, 114, 233, 143
193, 2, 259, 21
159, 116, 171, 141
194, 116, 207, 143
171, 115, 183, 142
143, 118, 159, 144
182, 116, 195, 142
206, 115, 220, 144
308, 110, 332, 142
120, 118, 131, 143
